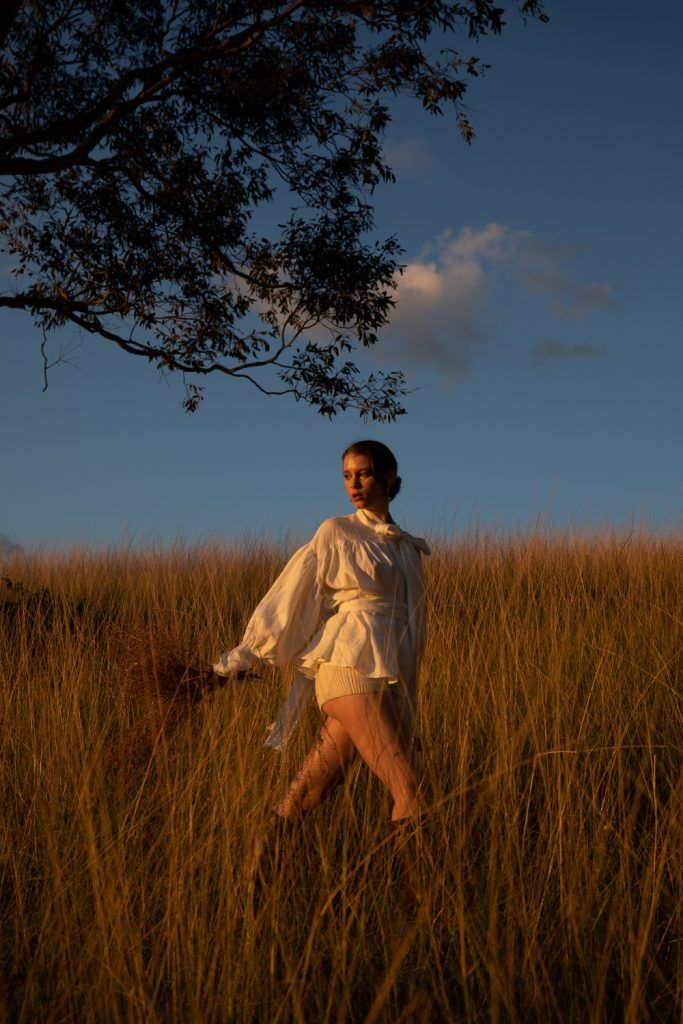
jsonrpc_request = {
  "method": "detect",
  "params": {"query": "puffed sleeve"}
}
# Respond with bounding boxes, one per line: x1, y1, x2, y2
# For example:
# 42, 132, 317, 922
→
213, 540, 323, 676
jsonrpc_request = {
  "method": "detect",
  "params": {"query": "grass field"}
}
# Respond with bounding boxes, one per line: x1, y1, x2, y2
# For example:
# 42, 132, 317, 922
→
1, 532, 681, 1023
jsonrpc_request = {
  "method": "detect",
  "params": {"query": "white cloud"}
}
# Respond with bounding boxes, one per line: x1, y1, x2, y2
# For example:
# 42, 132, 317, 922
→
401, 262, 444, 299
382, 223, 616, 380
529, 338, 607, 366
562, 282, 616, 317
384, 137, 439, 181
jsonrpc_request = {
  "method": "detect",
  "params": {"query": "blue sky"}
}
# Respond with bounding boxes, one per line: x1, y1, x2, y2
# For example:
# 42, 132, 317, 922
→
1, 0, 681, 551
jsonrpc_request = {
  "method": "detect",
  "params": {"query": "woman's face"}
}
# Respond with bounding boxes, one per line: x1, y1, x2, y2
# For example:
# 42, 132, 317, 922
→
342, 453, 395, 515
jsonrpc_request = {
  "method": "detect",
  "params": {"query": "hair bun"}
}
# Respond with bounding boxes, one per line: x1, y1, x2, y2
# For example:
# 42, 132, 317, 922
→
388, 475, 402, 500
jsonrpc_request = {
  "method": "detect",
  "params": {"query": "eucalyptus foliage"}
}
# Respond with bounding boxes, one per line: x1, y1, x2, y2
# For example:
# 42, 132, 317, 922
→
0, 1, 546, 415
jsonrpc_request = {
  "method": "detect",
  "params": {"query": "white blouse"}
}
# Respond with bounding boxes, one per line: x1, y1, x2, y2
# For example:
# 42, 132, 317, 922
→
213, 508, 430, 748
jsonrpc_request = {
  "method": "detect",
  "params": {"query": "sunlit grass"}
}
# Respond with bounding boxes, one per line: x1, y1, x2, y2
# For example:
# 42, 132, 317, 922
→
1, 531, 681, 1022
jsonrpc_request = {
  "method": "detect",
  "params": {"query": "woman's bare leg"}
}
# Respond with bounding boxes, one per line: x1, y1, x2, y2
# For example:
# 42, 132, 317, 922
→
273, 716, 357, 822
322, 691, 425, 821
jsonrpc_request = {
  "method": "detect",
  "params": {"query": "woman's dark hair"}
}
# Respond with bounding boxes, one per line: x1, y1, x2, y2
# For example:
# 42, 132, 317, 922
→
342, 440, 402, 501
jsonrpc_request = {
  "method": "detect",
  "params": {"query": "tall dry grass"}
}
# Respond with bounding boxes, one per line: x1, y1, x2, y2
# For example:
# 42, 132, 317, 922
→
0, 532, 681, 1023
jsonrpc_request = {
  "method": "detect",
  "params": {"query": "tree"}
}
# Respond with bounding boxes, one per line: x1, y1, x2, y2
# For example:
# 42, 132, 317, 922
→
0, 1, 547, 418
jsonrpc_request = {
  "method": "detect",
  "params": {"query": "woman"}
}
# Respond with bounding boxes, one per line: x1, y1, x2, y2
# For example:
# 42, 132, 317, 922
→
212, 440, 431, 892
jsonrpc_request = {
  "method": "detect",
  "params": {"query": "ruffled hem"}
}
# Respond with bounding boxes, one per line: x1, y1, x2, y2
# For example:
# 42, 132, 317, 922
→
298, 609, 402, 682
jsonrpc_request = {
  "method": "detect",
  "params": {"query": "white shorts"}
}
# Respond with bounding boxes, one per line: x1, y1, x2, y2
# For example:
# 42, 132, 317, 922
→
315, 663, 395, 710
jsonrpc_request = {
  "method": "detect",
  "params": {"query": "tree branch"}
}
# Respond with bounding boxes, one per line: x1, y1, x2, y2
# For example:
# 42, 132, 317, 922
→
39, 325, 81, 391
0, 0, 23, 50
0, 291, 116, 315
0, 0, 546, 419
230, 371, 292, 398
0, 0, 309, 168
54, 306, 291, 379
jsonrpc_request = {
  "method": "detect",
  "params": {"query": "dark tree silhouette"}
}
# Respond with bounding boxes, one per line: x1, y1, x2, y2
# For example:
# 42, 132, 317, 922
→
0, 1, 547, 416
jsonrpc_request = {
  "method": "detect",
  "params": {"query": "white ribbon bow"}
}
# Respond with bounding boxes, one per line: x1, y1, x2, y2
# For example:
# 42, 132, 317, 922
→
356, 509, 430, 554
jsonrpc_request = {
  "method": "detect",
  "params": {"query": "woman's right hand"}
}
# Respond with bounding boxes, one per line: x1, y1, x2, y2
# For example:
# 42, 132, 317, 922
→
210, 645, 262, 685
206, 667, 261, 691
